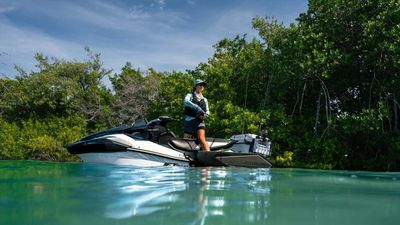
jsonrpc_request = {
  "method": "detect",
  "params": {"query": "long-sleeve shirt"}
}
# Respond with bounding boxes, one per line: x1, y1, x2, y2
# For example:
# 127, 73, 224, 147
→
183, 93, 210, 121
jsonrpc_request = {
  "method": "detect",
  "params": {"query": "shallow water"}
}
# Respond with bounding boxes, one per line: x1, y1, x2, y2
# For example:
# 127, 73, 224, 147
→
0, 161, 399, 225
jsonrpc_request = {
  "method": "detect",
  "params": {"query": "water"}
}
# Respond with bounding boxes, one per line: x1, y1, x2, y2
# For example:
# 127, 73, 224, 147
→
1, 161, 399, 225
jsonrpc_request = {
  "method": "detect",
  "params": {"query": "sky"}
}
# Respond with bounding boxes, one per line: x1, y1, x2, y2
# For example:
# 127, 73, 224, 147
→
0, 0, 308, 78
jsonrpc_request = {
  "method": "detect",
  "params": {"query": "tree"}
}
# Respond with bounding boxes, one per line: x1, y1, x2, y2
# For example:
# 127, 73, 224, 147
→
109, 63, 161, 125
146, 71, 193, 135
251, 0, 400, 170
0, 48, 113, 130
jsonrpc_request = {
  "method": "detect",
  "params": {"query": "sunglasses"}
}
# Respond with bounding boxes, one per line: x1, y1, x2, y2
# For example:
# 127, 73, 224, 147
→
197, 83, 205, 87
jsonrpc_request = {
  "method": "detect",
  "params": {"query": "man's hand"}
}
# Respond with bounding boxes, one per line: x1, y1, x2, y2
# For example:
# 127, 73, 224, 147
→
197, 110, 206, 121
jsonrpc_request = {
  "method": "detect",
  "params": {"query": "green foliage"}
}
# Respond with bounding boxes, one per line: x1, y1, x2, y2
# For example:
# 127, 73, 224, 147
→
247, 0, 400, 171
1, 48, 113, 130
1, 0, 400, 171
146, 71, 193, 136
275, 151, 294, 167
207, 101, 270, 138
0, 118, 24, 159
109, 63, 162, 125
330, 104, 398, 170
0, 117, 85, 161
193, 35, 274, 111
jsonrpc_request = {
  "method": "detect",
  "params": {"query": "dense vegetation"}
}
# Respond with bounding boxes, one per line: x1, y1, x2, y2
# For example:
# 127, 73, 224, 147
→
1, 0, 399, 171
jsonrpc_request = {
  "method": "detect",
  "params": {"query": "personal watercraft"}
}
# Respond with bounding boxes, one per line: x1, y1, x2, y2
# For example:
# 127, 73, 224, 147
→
67, 116, 272, 168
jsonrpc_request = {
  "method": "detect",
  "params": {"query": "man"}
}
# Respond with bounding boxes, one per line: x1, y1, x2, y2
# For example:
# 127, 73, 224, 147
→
183, 79, 210, 151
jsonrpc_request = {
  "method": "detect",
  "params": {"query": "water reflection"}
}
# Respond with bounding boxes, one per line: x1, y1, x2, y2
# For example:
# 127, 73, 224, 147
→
101, 166, 271, 225
4, 161, 399, 225
104, 166, 188, 219
268, 169, 400, 225
192, 168, 271, 224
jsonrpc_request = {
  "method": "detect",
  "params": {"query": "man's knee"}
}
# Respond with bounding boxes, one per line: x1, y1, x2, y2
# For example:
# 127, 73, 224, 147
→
197, 129, 206, 138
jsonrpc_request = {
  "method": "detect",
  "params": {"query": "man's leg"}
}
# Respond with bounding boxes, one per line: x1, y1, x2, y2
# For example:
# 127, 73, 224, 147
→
197, 129, 210, 151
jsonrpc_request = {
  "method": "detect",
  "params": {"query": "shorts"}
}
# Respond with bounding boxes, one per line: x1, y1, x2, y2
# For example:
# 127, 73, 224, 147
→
183, 118, 205, 135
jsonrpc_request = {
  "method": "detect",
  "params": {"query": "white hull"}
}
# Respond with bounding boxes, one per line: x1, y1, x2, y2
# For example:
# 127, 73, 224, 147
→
67, 117, 272, 168
78, 150, 190, 167
76, 134, 191, 167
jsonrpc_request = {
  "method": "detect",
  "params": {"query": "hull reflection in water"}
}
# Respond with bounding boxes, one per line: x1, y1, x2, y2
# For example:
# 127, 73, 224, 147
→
101, 166, 271, 224
193, 168, 271, 224
104, 167, 188, 219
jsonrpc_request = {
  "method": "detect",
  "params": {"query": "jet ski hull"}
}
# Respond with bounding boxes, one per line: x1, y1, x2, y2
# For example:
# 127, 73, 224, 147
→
74, 150, 272, 168
77, 151, 190, 167
67, 116, 273, 168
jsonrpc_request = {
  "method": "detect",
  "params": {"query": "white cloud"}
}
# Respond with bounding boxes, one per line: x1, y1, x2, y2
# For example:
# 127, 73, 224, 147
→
0, 0, 194, 75
0, 5, 14, 13
0, 22, 71, 57
0, 12, 207, 77
187, 0, 196, 5
0, 0, 306, 78
34, 1, 131, 30
207, 9, 259, 39
0, 18, 82, 76
0, 0, 18, 13
1, 0, 210, 74
156, 0, 165, 10
34, 0, 186, 32
127, 5, 151, 20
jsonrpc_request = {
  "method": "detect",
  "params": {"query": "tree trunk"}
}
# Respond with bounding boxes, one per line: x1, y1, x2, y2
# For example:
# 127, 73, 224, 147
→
394, 97, 398, 130
299, 80, 307, 115
314, 90, 322, 136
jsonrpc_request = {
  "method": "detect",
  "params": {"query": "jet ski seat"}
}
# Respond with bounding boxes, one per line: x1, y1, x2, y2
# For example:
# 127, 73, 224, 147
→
169, 139, 198, 151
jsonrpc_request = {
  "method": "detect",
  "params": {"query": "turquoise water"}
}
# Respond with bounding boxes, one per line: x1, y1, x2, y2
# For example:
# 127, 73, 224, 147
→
1, 161, 399, 225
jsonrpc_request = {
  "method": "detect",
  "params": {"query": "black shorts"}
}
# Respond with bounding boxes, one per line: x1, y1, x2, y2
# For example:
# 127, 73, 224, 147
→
183, 118, 205, 135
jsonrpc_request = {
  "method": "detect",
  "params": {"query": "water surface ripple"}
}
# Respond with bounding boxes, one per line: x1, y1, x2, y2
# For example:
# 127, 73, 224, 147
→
0, 161, 399, 225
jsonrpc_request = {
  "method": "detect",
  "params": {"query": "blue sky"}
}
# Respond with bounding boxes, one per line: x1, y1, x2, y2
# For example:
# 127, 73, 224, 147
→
0, 0, 307, 77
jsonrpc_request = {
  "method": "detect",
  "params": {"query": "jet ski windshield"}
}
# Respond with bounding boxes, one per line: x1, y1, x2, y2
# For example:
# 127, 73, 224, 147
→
79, 118, 149, 142
123, 116, 176, 134
80, 124, 132, 141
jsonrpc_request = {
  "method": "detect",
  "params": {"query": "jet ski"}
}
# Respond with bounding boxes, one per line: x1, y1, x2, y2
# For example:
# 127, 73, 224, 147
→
67, 116, 272, 168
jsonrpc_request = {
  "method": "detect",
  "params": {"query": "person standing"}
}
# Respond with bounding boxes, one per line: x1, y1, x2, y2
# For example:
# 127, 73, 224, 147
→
183, 79, 210, 151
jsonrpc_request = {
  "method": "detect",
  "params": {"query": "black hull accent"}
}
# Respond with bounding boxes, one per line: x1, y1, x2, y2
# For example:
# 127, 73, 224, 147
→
67, 140, 127, 154
185, 151, 272, 168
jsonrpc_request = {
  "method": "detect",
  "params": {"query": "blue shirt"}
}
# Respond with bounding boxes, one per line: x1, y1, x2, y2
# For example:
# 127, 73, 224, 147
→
183, 93, 210, 121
